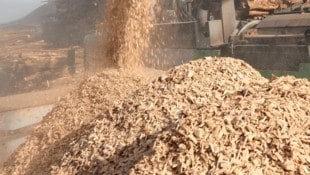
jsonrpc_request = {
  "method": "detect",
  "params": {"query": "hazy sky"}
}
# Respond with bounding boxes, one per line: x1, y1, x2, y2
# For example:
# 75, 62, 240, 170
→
0, 0, 45, 24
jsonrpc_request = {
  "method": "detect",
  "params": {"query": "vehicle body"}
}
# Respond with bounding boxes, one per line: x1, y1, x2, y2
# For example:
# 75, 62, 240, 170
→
148, 0, 310, 77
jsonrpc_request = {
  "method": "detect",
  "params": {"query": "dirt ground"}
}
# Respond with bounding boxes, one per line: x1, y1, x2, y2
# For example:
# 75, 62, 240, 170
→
0, 25, 84, 97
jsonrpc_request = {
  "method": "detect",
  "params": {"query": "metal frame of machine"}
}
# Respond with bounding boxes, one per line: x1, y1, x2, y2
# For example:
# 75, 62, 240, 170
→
151, 0, 310, 73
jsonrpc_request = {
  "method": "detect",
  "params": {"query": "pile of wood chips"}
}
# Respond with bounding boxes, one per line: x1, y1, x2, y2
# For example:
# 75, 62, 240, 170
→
0, 69, 160, 175
49, 57, 310, 175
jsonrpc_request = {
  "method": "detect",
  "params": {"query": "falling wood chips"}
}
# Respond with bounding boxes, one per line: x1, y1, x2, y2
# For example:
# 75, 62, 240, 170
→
44, 57, 310, 175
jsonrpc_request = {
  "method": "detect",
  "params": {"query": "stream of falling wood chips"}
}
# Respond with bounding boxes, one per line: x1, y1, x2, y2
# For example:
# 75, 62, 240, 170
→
101, 0, 155, 68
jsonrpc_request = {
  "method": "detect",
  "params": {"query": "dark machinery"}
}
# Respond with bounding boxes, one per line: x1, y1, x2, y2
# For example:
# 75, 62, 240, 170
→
149, 0, 310, 73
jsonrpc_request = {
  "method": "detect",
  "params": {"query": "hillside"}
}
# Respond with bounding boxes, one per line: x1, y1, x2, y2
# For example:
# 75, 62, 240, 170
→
41, 0, 106, 47
0, 2, 56, 27
16, 2, 56, 26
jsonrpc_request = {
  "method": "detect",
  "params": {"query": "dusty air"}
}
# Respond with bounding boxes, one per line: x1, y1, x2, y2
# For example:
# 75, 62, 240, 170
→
0, 0, 310, 174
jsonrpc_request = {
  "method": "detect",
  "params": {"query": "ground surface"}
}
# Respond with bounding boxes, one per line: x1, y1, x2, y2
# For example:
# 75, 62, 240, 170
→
0, 25, 84, 97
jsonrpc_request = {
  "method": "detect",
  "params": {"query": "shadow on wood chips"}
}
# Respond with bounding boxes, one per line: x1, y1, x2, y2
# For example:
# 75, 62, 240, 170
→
24, 117, 178, 175
22, 122, 96, 175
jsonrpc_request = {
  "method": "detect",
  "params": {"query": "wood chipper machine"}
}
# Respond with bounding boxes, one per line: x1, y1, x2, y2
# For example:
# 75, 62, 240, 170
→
147, 0, 310, 77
